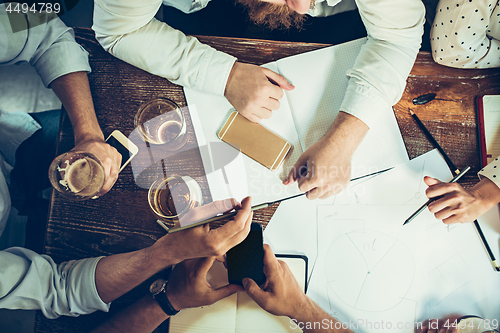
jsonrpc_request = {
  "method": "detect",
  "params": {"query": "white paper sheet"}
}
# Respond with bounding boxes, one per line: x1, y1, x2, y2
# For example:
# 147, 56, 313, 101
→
298, 150, 500, 332
184, 38, 408, 205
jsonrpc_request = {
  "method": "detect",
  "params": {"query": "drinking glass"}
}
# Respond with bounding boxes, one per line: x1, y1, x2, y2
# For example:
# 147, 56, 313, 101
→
48, 151, 105, 200
148, 175, 203, 227
134, 98, 188, 151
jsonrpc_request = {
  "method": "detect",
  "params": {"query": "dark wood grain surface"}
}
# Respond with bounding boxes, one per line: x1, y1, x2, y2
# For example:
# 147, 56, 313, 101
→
34, 28, 500, 332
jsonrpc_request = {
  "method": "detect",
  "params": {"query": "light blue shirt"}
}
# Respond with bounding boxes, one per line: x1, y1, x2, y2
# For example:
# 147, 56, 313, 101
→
0, 5, 109, 317
0, 247, 109, 318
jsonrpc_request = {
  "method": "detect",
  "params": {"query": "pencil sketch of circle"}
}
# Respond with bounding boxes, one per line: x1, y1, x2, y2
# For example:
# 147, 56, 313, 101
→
325, 230, 414, 312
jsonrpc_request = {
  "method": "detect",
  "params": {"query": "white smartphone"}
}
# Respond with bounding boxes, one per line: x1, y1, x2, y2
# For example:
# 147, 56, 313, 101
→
105, 130, 139, 172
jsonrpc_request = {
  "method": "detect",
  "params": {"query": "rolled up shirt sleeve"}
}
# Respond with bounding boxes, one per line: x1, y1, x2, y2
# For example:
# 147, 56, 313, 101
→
340, 0, 425, 129
0, 247, 110, 319
478, 156, 500, 188
92, 0, 236, 96
0, 5, 91, 87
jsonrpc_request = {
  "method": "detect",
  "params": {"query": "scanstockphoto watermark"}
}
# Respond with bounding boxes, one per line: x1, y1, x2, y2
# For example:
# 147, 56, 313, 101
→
290, 319, 424, 331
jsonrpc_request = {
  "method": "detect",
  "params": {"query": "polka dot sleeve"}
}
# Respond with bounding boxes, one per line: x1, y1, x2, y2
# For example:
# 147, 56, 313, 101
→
430, 0, 500, 68
478, 156, 500, 188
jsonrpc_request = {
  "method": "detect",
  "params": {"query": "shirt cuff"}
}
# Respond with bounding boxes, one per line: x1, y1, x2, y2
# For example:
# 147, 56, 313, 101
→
339, 82, 391, 129
478, 157, 500, 189
63, 256, 111, 314
34, 42, 91, 87
198, 48, 236, 96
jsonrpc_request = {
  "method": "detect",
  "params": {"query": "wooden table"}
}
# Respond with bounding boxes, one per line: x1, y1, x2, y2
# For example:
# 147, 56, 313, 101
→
34, 28, 500, 333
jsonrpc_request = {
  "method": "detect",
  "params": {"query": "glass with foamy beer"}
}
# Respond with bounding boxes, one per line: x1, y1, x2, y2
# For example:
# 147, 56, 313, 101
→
48, 151, 105, 200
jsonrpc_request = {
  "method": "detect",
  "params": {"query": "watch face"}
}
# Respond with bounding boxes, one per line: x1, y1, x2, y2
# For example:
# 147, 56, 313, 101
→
150, 279, 165, 294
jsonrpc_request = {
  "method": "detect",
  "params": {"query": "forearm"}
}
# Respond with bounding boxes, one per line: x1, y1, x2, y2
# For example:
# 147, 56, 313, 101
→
470, 178, 500, 214
95, 240, 178, 303
90, 295, 168, 333
93, 8, 235, 96
291, 298, 352, 333
324, 111, 369, 154
50, 71, 104, 145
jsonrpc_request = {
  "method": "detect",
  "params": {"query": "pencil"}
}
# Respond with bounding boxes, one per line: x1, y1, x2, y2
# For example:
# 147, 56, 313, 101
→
409, 108, 499, 272
409, 109, 460, 175
473, 220, 500, 271
403, 166, 470, 225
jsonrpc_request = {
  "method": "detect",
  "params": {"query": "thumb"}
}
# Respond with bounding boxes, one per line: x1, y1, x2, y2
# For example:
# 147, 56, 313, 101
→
423, 176, 442, 186
262, 68, 294, 91
284, 155, 308, 185
242, 278, 268, 305
211, 284, 244, 303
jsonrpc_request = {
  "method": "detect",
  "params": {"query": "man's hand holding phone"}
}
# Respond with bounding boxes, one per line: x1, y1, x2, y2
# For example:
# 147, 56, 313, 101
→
242, 244, 310, 318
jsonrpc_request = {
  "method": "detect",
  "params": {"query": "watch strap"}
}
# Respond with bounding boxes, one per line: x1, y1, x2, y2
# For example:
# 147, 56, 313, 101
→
152, 280, 180, 316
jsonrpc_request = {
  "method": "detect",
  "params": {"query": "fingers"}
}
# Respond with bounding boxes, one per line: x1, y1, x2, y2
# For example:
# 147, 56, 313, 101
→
262, 68, 295, 91
262, 244, 280, 276
99, 159, 119, 195
212, 283, 244, 302
181, 198, 240, 226
284, 157, 308, 185
210, 197, 253, 254
426, 182, 464, 199
244, 112, 263, 123
424, 176, 441, 186
242, 278, 268, 306
428, 196, 460, 215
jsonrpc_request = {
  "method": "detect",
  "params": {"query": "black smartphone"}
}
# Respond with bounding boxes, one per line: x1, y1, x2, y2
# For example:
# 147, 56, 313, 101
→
227, 222, 265, 286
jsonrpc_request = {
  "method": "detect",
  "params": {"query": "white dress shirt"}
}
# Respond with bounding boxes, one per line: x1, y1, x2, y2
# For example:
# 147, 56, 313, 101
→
93, 0, 425, 129
431, 0, 500, 68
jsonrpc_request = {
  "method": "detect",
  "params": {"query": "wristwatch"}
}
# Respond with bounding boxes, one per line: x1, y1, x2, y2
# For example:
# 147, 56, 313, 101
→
149, 278, 180, 316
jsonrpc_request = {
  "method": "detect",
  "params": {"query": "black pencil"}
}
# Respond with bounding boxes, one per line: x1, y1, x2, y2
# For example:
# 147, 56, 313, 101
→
408, 108, 499, 272
409, 109, 460, 175
403, 166, 470, 225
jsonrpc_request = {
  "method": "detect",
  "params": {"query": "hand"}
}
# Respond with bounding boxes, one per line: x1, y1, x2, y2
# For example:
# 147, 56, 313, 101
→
242, 244, 310, 318
179, 198, 240, 226
424, 176, 500, 224
285, 135, 352, 199
224, 62, 294, 123
167, 257, 243, 311
156, 197, 253, 263
420, 314, 463, 333
72, 138, 122, 196
283, 112, 368, 200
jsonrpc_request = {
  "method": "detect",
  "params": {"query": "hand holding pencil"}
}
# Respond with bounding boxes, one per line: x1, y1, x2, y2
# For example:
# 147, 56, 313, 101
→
425, 176, 500, 225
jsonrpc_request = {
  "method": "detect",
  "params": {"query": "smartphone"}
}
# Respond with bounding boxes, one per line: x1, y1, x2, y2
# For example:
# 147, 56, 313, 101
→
227, 222, 265, 286
218, 111, 292, 171
105, 130, 139, 172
